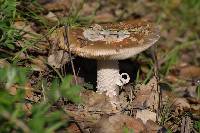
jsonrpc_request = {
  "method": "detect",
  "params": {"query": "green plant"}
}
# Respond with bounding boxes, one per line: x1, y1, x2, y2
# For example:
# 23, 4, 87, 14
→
0, 0, 19, 50
123, 127, 134, 133
166, 129, 173, 133
160, 101, 172, 126
156, 0, 200, 36
160, 41, 198, 75
197, 85, 200, 99
194, 120, 200, 133
0, 65, 81, 133
47, 75, 81, 104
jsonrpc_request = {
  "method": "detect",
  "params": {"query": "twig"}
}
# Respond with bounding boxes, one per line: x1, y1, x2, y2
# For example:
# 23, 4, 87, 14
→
68, 117, 85, 133
181, 116, 191, 133
63, 26, 78, 85
151, 45, 162, 122
41, 80, 46, 102
48, 64, 63, 81
0, 48, 14, 56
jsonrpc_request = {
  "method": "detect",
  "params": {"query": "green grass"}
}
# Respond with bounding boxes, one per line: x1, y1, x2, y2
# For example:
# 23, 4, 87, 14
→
155, 0, 200, 76
156, 0, 200, 34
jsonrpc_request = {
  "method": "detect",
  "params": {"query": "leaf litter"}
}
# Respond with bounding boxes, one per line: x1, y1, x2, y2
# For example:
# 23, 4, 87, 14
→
1, 0, 200, 132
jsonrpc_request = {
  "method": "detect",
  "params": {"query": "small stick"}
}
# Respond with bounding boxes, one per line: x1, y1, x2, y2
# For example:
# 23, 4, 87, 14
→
68, 117, 85, 133
63, 25, 78, 85
151, 45, 162, 122
0, 48, 14, 56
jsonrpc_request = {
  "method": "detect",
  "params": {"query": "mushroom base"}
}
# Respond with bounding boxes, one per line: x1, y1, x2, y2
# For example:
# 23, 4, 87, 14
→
96, 60, 121, 106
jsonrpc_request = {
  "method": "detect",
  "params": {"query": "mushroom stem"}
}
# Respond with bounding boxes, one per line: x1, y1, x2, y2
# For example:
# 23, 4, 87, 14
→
96, 60, 130, 106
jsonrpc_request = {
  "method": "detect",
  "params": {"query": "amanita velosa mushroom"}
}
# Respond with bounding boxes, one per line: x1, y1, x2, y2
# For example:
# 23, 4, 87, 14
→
54, 20, 160, 107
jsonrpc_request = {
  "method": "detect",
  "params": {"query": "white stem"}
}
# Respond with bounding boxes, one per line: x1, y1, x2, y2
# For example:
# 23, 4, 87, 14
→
96, 60, 130, 106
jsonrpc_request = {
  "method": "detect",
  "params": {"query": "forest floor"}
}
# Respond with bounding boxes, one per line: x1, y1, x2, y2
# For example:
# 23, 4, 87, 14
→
0, 0, 200, 133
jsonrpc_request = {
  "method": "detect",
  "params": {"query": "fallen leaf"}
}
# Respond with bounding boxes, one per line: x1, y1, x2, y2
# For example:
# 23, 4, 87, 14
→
67, 123, 81, 133
14, 21, 39, 39
165, 75, 179, 83
42, 0, 71, 11
81, 90, 118, 113
0, 59, 10, 68
93, 114, 146, 133
45, 12, 58, 22
162, 90, 176, 105
31, 56, 47, 71
48, 50, 70, 68
172, 98, 190, 114
146, 120, 163, 133
174, 86, 195, 97
24, 83, 34, 100
7, 85, 18, 95
23, 103, 32, 116
132, 77, 159, 111
94, 12, 115, 23
181, 116, 191, 133
136, 109, 157, 124
179, 65, 200, 79
191, 104, 200, 116
80, 2, 99, 16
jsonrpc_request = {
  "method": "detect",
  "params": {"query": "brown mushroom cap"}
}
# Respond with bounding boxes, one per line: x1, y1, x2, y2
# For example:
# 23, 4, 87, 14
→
56, 20, 160, 60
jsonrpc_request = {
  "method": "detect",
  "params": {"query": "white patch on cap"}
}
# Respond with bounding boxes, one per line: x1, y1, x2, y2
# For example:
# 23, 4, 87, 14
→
83, 24, 130, 43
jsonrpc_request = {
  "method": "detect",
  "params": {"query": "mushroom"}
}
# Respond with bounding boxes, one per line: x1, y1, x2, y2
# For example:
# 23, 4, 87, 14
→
55, 20, 160, 107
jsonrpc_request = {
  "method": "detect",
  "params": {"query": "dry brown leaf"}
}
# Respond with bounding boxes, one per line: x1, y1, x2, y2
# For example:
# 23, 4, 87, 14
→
93, 114, 146, 133
94, 12, 115, 23
67, 123, 81, 133
34, 42, 49, 53
24, 83, 34, 100
165, 75, 179, 83
136, 109, 157, 124
48, 50, 70, 68
31, 56, 47, 71
45, 12, 58, 22
25, 89, 41, 103
181, 116, 191, 133
191, 104, 200, 116
81, 90, 118, 113
146, 120, 162, 133
174, 86, 197, 98
23, 103, 32, 116
7, 85, 18, 95
0, 59, 10, 68
179, 65, 200, 79
132, 77, 159, 111
42, 0, 71, 11
14, 21, 39, 39
162, 90, 176, 105
14, 21, 49, 55
172, 98, 190, 114
80, 2, 99, 16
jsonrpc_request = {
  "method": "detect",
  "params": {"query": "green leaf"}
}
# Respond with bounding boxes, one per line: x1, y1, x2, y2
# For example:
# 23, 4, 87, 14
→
60, 75, 81, 103
47, 79, 60, 103
47, 75, 81, 104
28, 103, 50, 133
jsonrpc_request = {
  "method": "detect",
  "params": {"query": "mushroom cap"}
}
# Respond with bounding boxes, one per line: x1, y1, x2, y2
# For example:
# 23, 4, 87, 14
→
56, 20, 160, 60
